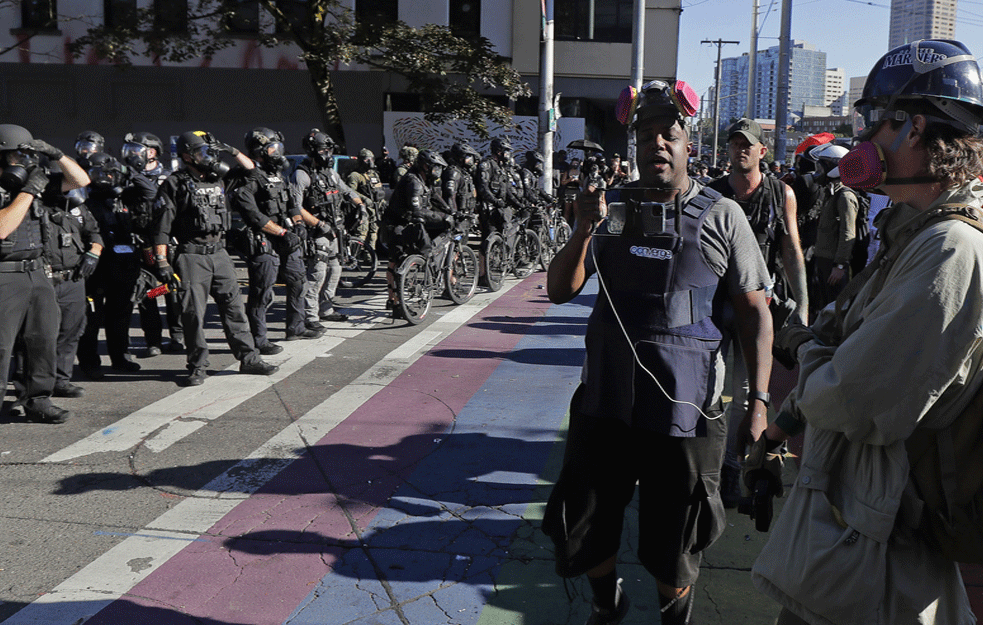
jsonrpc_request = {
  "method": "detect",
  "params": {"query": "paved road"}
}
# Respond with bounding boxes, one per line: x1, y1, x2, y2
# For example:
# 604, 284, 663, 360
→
2, 266, 982, 625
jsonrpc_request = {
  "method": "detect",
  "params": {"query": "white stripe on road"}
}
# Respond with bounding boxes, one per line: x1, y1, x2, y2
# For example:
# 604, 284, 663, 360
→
3, 281, 525, 625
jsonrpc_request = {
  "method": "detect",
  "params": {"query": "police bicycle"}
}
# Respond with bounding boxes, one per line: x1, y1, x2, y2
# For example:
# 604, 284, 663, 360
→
338, 201, 378, 289
482, 210, 541, 292
395, 215, 479, 324
530, 199, 571, 271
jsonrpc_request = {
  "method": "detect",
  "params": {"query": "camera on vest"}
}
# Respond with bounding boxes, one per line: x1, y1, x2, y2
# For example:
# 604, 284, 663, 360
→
605, 198, 675, 237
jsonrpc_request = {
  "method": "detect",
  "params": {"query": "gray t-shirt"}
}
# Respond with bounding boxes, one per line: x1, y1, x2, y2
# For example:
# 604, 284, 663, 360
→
581, 178, 771, 418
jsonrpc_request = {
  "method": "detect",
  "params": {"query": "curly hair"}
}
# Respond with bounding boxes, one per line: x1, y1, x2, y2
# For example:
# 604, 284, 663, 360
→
890, 101, 983, 188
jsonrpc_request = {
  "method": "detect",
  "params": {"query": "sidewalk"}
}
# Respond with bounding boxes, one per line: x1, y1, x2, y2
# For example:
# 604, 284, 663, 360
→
6, 272, 982, 625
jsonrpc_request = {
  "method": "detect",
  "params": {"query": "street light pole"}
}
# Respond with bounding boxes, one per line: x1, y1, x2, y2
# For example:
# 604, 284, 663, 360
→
702, 38, 739, 169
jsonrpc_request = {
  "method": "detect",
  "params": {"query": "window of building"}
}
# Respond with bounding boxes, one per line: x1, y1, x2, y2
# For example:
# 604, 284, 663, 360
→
556, 0, 632, 43
104, 0, 138, 29
22, 0, 57, 30
356, 0, 398, 26
225, 0, 260, 34
274, 0, 307, 35
154, 0, 187, 33
450, 0, 479, 39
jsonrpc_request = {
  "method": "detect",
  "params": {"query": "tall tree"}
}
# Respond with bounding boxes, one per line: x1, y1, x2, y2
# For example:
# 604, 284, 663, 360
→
68, 0, 530, 148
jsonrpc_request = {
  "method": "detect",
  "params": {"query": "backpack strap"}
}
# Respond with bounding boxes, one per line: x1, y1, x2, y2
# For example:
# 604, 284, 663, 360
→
832, 204, 983, 341
682, 184, 722, 219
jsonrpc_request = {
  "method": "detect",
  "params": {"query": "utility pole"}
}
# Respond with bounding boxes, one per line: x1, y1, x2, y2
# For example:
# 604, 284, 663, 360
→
746, 0, 758, 118
627, 0, 645, 181
774, 0, 792, 163
538, 0, 556, 195
702, 38, 739, 169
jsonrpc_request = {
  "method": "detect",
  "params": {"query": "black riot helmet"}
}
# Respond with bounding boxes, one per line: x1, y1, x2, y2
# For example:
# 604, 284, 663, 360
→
75, 130, 105, 159
177, 130, 229, 181
356, 148, 375, 171
87, 152, 127, 195
450, 142, 479, 170
0, 124, 36, 192
245, 127, 288, 172
302, 128, 337, 167
415, 149, 448, 183
490, 137, 512, 161
121, 131, 163, 170
524, 150, 545, 176
854, 39, 983, 139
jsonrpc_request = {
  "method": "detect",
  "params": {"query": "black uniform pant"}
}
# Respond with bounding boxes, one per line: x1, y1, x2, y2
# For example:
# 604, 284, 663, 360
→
52, 277, 87, 384
0, 265, 58, 411
245, 244, 306, 346
174, 249, 261, 371
78, 253, 140, 369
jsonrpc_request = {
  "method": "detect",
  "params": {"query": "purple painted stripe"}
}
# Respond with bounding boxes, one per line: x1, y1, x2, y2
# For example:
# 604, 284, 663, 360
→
86, 278, 551, 625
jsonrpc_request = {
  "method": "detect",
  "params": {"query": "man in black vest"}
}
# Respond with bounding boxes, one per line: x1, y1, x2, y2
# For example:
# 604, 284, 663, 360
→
229, 127, 323, 355
0, 124, 89, 422
542, 81, 772, 625
707, 118, 809, 508
151, 130, 277, 387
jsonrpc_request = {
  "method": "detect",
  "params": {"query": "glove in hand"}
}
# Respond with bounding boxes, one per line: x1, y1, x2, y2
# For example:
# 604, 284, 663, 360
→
20, 139, 64, 161
156, 260, 181, 291
73, 251, 100, 281
293, 222, 308, 241
282, 230, 303, 252
20, 168, 50, 198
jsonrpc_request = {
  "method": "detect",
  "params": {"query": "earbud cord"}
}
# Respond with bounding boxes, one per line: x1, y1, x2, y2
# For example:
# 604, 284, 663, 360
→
589, 232, 719, 421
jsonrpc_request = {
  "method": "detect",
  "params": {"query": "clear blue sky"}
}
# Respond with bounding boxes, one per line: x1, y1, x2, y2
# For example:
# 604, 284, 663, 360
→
675, 0, 983, 110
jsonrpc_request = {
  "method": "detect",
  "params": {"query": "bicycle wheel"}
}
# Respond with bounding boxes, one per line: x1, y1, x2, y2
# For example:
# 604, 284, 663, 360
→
396, 254, 432, 325
339, 239, 377, 288
483, 233, 506, 292
538, 225, 555, 271
445, 242, 479, 304
512, 228, 541, 279
555, 219, 572, 249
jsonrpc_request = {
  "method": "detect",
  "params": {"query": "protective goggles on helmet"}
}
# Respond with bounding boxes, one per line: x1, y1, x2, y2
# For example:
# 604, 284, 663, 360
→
263, 142, 285, 159
853, 103, 909, 142
189, 144, 220, 167
3, 149, 38, 169
618, 79, 699, 126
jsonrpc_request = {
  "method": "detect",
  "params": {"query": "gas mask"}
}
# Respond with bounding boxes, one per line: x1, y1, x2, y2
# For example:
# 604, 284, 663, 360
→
189, 145, 230, 181
259, 141, 288, 173
121, 142, 150, 171
89, 164, 125, 197
0, 150, 38, 193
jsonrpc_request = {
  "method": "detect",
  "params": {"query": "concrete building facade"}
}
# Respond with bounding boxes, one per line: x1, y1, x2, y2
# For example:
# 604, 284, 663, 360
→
889, 0, 958, 49
0, 0, 682, 157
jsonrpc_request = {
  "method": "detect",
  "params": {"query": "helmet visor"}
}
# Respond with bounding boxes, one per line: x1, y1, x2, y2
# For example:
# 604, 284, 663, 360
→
75, 140, 101, 156
121, 142, 149, 162
4, 149, 37, 168
264, 142, 285, 159
190, 144, 219, 167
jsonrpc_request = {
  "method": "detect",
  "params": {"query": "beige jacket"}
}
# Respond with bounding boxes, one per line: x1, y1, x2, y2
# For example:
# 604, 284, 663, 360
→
813, 180, 859, 265
753, 181, 983, 624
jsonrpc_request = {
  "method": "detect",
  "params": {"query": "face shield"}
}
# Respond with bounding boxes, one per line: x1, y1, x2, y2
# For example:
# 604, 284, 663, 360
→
75, 140, 102, 157
121, 142, 150, 170
4, 149, 38, 169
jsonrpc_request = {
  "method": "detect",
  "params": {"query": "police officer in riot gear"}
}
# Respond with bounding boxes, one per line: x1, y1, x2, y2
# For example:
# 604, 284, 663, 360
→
475, 137, 521, 239
151, 130, 278, 387
75, 130, 105, 169
76, 152, 143, 376
292, 129, 364, 326
383, 149, 453, 315
442, 142, 479, 219
0, 124, 90, 423
120, 131, 184, 356
229, 127, 321, 351
520, 151, 554, 206
346, 148, 386, 250
44, 185, 103, 398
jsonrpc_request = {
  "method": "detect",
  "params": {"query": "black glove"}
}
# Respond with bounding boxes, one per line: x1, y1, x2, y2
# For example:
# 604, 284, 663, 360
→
743, 434, 785, 498
73, 251, 100, 281
20, 168, 49, 198
773, 323, 815, 370
314, 220, 334, 239
292, 222, 308, 241
156, 260, 181, 291
282, 230, 303, 252
214, 141, 240, 157
20, 139, 64, 161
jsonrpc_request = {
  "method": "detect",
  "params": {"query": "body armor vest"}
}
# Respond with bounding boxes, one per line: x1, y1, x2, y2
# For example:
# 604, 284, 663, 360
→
255, 170, 291, 223
87, 190, 136, 252
0, 190, 46, 261
581, 186, 725, 437
184, 176, 230, 236
45, 207, 87, 270
298, 162, 344, 229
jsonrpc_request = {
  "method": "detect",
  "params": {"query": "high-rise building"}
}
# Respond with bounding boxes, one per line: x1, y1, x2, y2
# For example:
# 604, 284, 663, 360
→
825, 67, 846, 115
718, 40, 827, 128
889, 0, 957, 49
